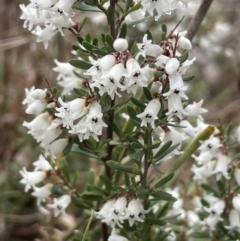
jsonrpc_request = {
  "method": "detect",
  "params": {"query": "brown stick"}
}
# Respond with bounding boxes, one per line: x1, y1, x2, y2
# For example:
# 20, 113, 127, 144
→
186, 0, 214, 41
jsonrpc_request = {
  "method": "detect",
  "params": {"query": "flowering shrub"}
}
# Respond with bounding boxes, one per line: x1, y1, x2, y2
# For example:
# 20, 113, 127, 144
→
18, 0, 240, 240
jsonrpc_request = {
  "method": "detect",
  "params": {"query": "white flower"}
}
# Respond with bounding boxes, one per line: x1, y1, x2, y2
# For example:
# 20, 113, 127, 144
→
198, 136, 221, 157
165, 58, 180, 75
33, 154, 53, 171
113, 38, 128, 52
211, 154, 230, 180
20, 167, 46, 192
179, 120, 195, 137
184, 99, 208, 116
178, 31, 192, 50
44, 138, 68, 159
192, 152, 214, 165
136, 99, 161, 128
203, 199, 225, 216
201, 214, 220, 232
234, 167, 240, 185
225, 209, 240, 232
186, 210, 200, 227
126, 198, 149, 226
232, 194, 240, 212
108, 229, 128, 241
31, 184, 53, 205
48, 194, 71, 217
95, 200, 115, 219
137, 34, 163, 58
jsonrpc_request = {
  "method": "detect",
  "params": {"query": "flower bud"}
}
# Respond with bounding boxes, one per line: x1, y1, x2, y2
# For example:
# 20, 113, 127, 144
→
165, 58, 180, 75
113, 38, 128, 51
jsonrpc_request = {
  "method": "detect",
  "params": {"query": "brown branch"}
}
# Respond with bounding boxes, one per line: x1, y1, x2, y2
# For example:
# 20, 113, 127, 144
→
186, 0, 214, 41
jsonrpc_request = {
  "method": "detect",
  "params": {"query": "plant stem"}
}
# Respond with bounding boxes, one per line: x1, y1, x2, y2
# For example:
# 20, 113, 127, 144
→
110, 0, 116, 39
186, 0, 214, 41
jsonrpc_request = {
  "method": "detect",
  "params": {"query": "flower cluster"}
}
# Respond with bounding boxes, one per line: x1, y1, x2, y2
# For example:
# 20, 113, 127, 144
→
20, 0, 76, 48
95, 195, 149, 228
19, 154, 71, 217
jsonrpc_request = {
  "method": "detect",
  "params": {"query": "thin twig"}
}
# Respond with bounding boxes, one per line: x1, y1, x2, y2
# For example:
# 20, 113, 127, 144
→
165, 16, 185, 40
186, 0, 214, 41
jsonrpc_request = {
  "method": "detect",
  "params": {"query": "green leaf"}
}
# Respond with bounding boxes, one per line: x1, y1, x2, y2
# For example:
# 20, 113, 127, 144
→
136, 188, 149, 198
69, 59, 92, 70
161, 32, 166, 41
72, 197, 92, 209
73, 171, 80, 188
127, 16, 149, 27
131, 149, 144, 161
154, 173, 174, 189
62, 137, 75, 156
146, 29, 153, 42
73, 2, 102, 12
131, 142, 143, 149
99, 175, 112, 189
152, 163, 164, 174
82, 41, 108, 56
74, 88, 88, 97
143, 87, 152, 100
161, 23, 167, 33
125, 2, 141, 16
148, 142, 161, 150
179, 51, 189, 64
79, 16, 88, 33
106, 5, 114, 25
130, 97, 146, 108
127, 105, 141, 125
105, 34, 115, 50
100, 92, 111, 111
124, 173, 130, 187
189, 232, 209, 238
125, 134, 139, 143
81, 192, 104, 201
84, 0, 96, 6
71, 144, 100, 159
107, 160, 137, 174
151, 190, 177, 202
112, 97, 130, 109
88, 168, 95, 185
130, 41, 139, 56
154, 71, 164, 78
92, 37, 98, 46
147, 218, 166, 226
61, 159, 71, 182
119, 23, 127, 38
201, 184, 219, 196
85, 33, 91, 42
109, 123, 121, 138
183, 75, 195, 82
154, 141, 172, 159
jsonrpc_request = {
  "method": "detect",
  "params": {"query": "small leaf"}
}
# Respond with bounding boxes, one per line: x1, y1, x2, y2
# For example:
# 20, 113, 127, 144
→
152, 163, 164, 174
154, 141, 172, 159
125, 2, 141, 16
73, 2, 102, 12
105, 34, 115, 50
147, 218, 166, 226
109, 123, 121, 138
201, 184, 219, 196
74, 88, 88, 97
148, 142, 161, 150
154, 71, 164, 78
129, 41, 138, 56
73, 171, 80, 188
161, 23, 167, 33
107, 6, 115, 25
130, 97, 146, 108
179, 51, 189, 64
146, 29, 153, 42
69, 59, 92, 70
119, 23, 127, 38
82, 41, 108, 56
107, 160, 137, 174
71, 144, 100, 159
61, 160, 71, 182
99, 175, 112, 189
81, 192, 104, 201
190, 232, 210, 238
112, 97, 130, 109
124, 173, 130, 187
131, 149, 144, 161
72, 197, 92, 209
79, 16, 88, 33
127, 105, 141, 125
131, 142, 143, 149
125, 134, 139, 143
85, 33, 91, 42
151, 190, 177, 202
154, 173, 174, 189
136, 188, 149, 198
183, 75, 195, 82
143, 87, 152, 100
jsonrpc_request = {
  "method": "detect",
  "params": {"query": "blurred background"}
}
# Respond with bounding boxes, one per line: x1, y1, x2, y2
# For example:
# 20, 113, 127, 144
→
0, 0, 240, 240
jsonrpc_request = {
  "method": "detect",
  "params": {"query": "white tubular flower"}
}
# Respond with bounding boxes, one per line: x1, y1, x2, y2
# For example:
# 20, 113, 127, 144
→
211, 154, 230, 181
198, 136, 221, 156
232, 194, 240, 212
32, 26, 58, 49
136, 99, 160, 128
178, 31, 192, 50
234, 167, 240, 185
84, 56, 103, 81
20, 167, 46, 192
225, 209, 240, 232
184, 99, 208, 116
113, 38, 128, 52
31, 184, 53, 205
99, 63, 126, 99
126, 198, 149, 226
165, 58, 180, 75
203, 199, 225, 216
137, 34, 163, 58
202, 214, 220, 232
22, 87, 47, 114
186, 210, 200, 227
55, 97, 86, 128
95, 200, 115, 219
33, 154, 53, 171
48, 194, 71, 217
100, 55, 116, 72
192, 152, 214, 165
53, 59, 75, 80
179, 120, 196, 137
108, 229, 128, 241
44, 138, 68, 159
191, 161, 216, 183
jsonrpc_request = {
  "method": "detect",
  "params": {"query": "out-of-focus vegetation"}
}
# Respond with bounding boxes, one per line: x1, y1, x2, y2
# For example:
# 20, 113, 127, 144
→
0, 0, 240, 240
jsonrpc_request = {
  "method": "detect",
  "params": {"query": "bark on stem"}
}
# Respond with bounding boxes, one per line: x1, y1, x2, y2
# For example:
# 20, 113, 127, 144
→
186, 0, 214, 41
